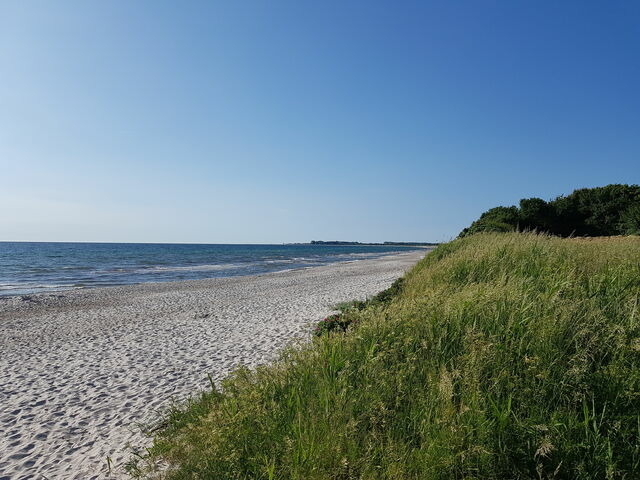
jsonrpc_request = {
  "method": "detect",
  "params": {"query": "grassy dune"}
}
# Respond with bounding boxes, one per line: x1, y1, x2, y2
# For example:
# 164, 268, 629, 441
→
135, 233, 640, 479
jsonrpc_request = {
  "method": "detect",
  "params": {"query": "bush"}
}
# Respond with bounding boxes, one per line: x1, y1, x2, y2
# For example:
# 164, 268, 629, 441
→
313, 314, 356, 336
314, 278, 406, 336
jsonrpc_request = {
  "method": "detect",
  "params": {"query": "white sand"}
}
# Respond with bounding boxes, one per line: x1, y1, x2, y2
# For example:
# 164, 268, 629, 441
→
0, 250, 427, 479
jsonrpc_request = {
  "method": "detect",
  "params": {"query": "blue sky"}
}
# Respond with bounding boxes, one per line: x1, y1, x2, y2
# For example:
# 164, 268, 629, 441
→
1, 1, 638, 243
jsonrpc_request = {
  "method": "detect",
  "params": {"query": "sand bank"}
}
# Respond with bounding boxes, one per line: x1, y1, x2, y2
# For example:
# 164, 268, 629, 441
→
0, 250, 427, 479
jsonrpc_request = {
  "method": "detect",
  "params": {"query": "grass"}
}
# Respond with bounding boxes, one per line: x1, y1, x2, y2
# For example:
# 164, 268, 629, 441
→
131, 233, 640, 479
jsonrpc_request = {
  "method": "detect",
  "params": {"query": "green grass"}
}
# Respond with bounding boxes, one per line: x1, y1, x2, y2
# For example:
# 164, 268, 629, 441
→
132, 233, 640, 479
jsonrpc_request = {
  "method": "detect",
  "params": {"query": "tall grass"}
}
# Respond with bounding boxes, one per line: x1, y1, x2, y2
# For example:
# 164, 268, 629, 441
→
133, 233, 640, 479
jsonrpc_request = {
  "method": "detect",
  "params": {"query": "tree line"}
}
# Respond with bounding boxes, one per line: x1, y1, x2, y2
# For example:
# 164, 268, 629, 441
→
460, 184, 640, 237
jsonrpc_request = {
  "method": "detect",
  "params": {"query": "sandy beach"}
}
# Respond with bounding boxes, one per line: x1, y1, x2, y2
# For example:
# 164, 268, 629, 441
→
0, 250, 427, 479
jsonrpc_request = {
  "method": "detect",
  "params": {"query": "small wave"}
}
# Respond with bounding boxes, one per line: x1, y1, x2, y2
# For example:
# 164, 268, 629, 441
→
3, 283, 72, 289
335, 252, 382, 258
143, 263, 244, 273
263, 257, 328, 264
0, 283, 68, 290
0, 283, 83, 295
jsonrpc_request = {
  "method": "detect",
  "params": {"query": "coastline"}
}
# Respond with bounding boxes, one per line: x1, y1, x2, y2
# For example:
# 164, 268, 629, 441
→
0, 249, 428, 479
0, 243, 424, 298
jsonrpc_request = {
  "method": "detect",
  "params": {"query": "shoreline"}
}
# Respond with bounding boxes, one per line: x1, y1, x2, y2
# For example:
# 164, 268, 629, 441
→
0, 248, 426, 299
0, 250, 421, 305
0, 249, 428, 479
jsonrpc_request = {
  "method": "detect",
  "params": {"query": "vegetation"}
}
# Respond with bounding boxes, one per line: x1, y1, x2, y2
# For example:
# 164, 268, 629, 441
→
133, 233, 640, 479
460, 184, 640, 237
314, 279, 406, 336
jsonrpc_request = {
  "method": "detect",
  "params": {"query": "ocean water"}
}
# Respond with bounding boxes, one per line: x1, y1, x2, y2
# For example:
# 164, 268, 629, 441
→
0, 242, 419, 296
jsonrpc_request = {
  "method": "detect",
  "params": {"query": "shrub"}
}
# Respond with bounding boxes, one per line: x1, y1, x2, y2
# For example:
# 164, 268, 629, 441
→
313, 314, 356, 336
315, 278, 406, 336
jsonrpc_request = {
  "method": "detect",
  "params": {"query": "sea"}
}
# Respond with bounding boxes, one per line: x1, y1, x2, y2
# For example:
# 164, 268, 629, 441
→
0, 242, 419, 296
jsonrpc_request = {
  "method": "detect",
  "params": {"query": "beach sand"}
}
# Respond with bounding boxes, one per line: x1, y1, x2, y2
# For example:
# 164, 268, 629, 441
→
0, 249, 427, 479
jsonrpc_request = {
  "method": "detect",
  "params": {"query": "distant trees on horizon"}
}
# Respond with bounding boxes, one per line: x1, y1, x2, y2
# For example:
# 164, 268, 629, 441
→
460, 184, 640, 237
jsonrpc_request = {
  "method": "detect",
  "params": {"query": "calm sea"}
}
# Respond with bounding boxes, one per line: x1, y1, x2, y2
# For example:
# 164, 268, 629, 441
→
0, 242, 418, 296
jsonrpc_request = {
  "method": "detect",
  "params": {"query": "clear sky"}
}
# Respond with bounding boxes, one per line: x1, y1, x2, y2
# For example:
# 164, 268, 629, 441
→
1, 1, 638, 243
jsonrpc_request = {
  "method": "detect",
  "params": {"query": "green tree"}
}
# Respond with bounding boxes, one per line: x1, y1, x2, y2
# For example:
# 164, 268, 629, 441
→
460, 206, 519, 236
553, 184, 640, 236
518, 197, 555, 232
459, 184, 640, 238
621, 204, 640, 234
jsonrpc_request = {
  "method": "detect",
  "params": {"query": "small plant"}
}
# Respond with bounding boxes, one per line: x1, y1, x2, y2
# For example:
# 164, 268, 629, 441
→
316, 279, 407, 336
333, 299, 368, 313
333, 278, 406, 314
369, 277, 404, 305
313, 313, 357, 336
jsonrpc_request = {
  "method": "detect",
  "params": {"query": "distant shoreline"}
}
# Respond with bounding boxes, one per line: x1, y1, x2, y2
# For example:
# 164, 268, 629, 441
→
292, 241, 440, 247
